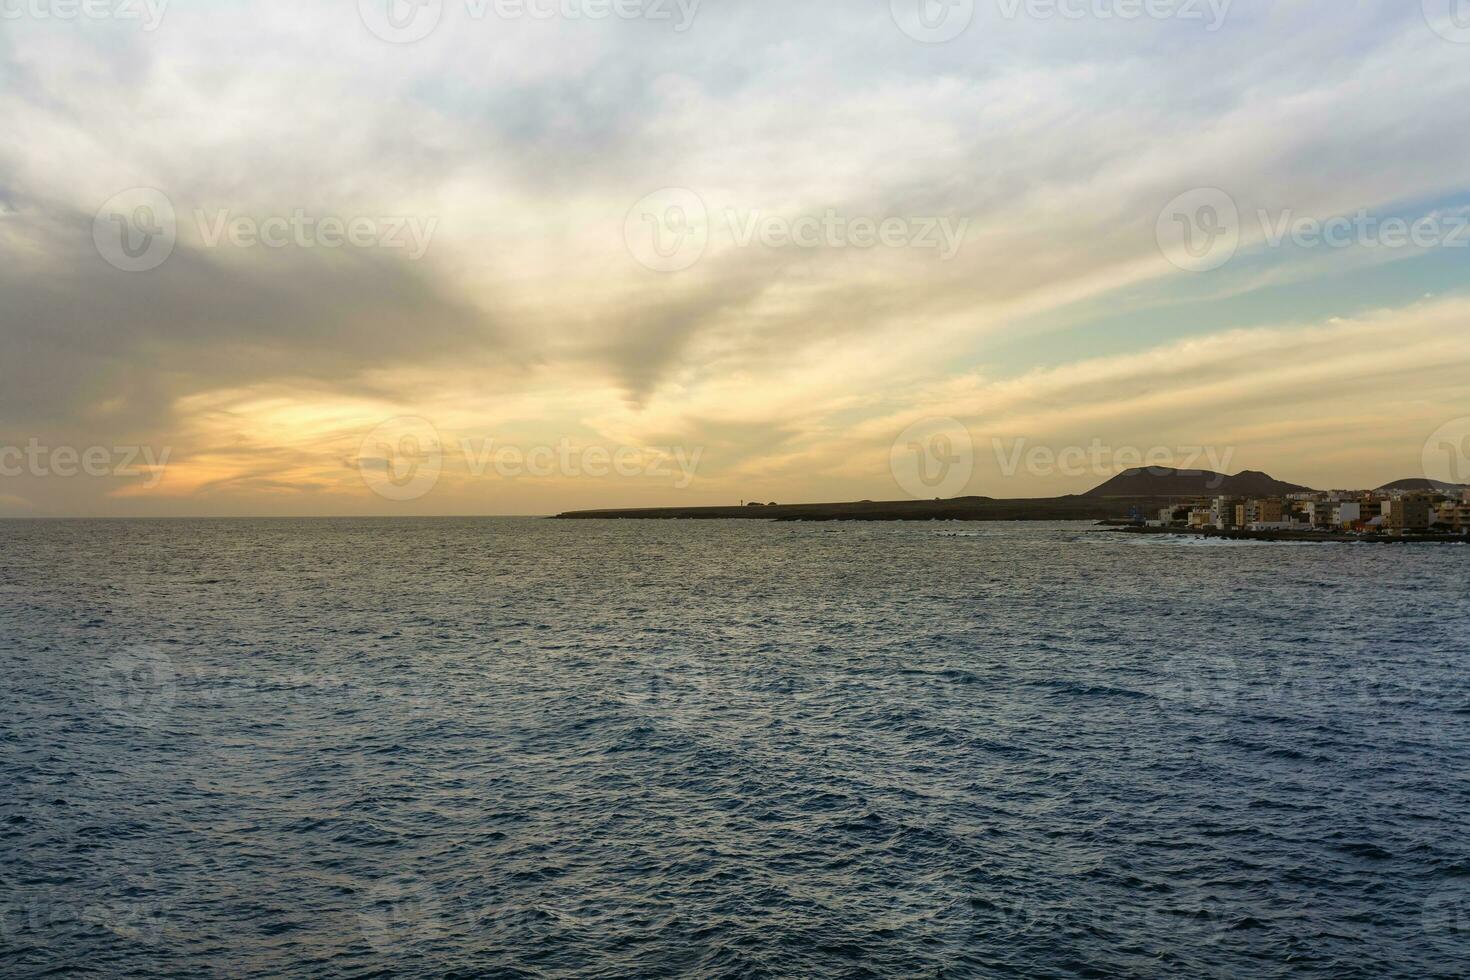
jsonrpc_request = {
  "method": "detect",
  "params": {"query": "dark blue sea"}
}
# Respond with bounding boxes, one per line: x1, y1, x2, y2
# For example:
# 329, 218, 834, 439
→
2, 519, 1468, 978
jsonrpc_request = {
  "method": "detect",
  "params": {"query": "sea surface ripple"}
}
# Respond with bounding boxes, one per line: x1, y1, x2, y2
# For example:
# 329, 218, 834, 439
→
1, 519, 1468, 977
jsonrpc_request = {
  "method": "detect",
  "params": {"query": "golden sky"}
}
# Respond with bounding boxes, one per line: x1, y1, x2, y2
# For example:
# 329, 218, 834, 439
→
3, 2, 1470, 515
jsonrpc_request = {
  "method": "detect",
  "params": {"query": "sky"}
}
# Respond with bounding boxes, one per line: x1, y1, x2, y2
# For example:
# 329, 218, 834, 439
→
2, 0, 1470, 516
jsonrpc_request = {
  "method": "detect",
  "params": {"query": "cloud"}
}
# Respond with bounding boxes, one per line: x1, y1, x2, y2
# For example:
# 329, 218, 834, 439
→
0, 200, 504, 433
2, 3, 1469, 513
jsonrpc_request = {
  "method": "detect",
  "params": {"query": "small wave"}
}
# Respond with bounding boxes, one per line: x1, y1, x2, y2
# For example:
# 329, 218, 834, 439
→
1123, 534, 1344, 547
1030, 678, 1150, 700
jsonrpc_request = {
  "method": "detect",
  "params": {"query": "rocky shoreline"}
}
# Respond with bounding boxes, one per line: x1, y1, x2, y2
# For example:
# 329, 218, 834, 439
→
1108, 525, 1467, 544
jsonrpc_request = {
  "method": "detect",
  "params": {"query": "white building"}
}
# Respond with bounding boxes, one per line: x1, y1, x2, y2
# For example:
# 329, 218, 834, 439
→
1306, 501, 1336, 526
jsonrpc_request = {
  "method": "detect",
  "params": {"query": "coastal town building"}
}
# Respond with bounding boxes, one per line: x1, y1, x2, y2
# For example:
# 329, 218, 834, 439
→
1155, 488, 1464, 537
1435, 499, 1469, 531
1234, 498, 1286, 527
1210, 497, 1241, 529
1306, 501, 1336, 527
1383, 496, 1432, 532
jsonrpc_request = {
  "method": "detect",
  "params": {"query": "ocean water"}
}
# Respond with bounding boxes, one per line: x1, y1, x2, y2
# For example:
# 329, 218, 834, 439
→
2, 518, 1468, 978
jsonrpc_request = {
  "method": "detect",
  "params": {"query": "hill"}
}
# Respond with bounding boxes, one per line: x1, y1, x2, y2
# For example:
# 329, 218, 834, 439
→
1085, 467, 1314, 498
1375, 478, 1470, 493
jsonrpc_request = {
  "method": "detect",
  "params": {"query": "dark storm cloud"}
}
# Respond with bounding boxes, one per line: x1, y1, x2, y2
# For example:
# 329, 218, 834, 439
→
0, 201, 503, 434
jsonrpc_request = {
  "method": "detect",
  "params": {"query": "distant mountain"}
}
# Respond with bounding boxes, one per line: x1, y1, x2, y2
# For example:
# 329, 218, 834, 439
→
1085, 467, 1314, 498
1375, 478, 1470, 493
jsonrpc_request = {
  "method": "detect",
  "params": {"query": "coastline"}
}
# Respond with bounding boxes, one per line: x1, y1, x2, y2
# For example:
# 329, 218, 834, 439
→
1107, 525, 1468, 544
552, 496, 1178, 523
